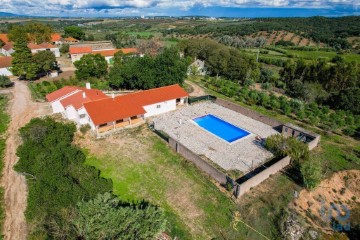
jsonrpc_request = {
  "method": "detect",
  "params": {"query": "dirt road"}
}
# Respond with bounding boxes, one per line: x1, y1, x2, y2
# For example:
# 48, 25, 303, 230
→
185, 80, 206, 97
1, 81, 49, 240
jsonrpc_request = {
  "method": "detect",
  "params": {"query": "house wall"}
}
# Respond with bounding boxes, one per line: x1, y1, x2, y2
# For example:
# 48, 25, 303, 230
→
71, 53, 86, 63
51, 100, 65, 113
1, 49, 14, 56
0, 67, 12, 76
65, 106, 79, 122
143, 99, 176, 118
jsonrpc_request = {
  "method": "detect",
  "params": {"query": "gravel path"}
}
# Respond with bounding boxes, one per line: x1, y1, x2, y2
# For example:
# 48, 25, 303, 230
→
1, 81, 50, 240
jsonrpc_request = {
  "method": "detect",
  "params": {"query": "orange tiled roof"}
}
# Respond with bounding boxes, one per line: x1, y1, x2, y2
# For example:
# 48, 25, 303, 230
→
120, 48, 138, 54
0, 56, 12, 68
0, 34, 9, 43
51, 33, 62, 42
84, 84, 188, 125
60, 88, 108, 110
65, 37, 78, 42
92, 49, 121, 57
39, 42, 56, 48
2, 42, 13, 51
69, 46, 92, 54
46, 86, 79, 102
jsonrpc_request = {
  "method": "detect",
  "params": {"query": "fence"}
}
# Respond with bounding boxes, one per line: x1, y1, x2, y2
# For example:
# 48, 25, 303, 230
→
188, 95, 217, 105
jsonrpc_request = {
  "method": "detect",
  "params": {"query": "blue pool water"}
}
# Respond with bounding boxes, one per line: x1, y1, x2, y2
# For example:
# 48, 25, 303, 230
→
193, 114, 251, 143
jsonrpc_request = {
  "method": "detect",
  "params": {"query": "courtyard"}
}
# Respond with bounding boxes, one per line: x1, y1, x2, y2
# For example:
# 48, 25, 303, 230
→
152, 102, 278, 173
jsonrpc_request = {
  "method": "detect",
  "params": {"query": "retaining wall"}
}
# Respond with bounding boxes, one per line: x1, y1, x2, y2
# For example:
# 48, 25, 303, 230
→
169, 137, 228, 184
235, 156, 291, 197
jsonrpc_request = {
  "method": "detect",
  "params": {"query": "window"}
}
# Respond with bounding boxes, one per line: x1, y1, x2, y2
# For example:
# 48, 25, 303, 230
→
80, 114, 86, 118
157, 104, 161, 109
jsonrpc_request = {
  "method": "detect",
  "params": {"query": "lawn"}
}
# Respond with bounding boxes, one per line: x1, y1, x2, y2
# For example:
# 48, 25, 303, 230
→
80, 126, 283, 240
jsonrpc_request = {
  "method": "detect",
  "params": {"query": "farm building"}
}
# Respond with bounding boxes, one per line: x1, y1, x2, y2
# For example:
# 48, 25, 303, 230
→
69, 45, 139, 63
46, 84, 188, 135
0, 56, 13, 76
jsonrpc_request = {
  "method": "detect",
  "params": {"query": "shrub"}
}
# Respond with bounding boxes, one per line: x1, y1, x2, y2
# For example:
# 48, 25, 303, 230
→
301, 157, 323, 189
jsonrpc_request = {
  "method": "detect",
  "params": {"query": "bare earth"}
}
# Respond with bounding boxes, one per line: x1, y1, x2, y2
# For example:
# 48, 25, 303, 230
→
1, 81, 50, 240
185, 80, 205, 97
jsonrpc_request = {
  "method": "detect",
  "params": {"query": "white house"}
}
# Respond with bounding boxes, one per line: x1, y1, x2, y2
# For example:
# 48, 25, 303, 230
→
0, 56, 13, 76
83, 84, 188, 135
46, 83, 108, 126
187, 59, 207, 76
69, 46, 93, 63
2, 42, 60, 57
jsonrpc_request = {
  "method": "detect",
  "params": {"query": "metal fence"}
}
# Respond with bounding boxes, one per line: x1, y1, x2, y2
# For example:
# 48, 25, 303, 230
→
188, 95, 217, 105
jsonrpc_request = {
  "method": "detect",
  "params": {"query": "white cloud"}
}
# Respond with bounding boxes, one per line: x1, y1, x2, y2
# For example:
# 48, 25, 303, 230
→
0, 0, 358, 16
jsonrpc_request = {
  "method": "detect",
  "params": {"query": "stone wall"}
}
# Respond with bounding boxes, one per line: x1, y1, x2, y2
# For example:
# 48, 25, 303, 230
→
168, 137, 228, 184
215, 98, 283, 128
235, 156, 291, 197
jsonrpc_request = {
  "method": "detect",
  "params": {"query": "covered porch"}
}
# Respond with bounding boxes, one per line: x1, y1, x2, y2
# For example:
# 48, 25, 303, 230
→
96, 115, 145, 135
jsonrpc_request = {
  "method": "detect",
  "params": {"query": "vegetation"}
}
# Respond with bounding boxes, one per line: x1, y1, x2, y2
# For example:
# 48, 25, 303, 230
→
15, 118, 112, 238
8, 23, 52, 44
63, 26, 85, 40
0, 96, 9, 239
74, 54, 108, 80
180, 39, 260, 84
74, 192, 166, 240
0, 76, 13, 88
109, 47, 189, 89
300, 157, 323, 189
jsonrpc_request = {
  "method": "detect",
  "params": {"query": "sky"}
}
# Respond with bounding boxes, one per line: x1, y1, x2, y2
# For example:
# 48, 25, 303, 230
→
0, 0, 359, 17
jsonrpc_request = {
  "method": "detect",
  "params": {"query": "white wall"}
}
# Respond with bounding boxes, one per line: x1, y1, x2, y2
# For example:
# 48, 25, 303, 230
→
0, 67, 12, 76
71, 53, 86, 63
51, 100, 65, 113
143, 99, 176, 118
65, 106, 79, 122
1, 49, 14, 56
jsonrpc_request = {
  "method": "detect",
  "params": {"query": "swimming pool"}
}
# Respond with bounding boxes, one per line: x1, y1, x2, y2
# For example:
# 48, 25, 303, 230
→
193, 114, 251, 143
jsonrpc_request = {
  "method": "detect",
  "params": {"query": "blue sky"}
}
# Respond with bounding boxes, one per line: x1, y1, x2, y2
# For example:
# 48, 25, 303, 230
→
0, 0, 359, 17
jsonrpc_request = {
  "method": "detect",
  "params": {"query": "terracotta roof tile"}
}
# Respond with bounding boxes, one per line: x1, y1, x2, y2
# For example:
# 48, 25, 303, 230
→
46, 86, 79, 102
0, 34, 9, 43
2, 43, 13, 51
84, 84, 188, 125
120, 48, 138, 54
38, 43, 56, 49
92, 49, 121, 57
60, 88, 108, 110
51, 33, 62, 42
0, 56, 12, 68
69, 46, 92, 54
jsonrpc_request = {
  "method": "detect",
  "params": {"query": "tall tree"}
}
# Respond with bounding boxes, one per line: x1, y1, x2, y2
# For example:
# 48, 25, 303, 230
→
33, 51, 57, 73
11, 37, 38, 79
8, 23, 52, 44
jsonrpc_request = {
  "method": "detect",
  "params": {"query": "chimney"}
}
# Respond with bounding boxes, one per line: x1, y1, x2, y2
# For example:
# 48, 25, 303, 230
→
112, 93, 115, 100
83, 92, 86, 98
86, 82, 91, 89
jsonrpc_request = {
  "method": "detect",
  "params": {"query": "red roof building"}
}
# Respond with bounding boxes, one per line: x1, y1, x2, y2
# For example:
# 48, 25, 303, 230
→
0, 34, 9, 44
69, 46, 93, 54
0, 56, 12, 68
51, 33, 62, 43
84, 84, 189, 126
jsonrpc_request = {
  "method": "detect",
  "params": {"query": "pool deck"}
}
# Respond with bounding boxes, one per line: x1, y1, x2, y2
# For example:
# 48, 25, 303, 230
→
152, 102, 278, 173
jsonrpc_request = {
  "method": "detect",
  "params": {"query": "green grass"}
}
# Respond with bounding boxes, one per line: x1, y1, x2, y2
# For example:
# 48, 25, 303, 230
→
126, 31, 162, 38
0, 95, 9, 240
83, 127, 259, 239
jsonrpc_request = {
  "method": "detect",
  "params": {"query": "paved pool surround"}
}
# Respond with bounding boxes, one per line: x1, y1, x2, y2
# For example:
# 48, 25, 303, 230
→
152, 102, 278, 173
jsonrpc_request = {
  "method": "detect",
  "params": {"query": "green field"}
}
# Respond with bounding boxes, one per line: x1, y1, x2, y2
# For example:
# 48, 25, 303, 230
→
82, 125, 293, 240
245, 48, 360, 63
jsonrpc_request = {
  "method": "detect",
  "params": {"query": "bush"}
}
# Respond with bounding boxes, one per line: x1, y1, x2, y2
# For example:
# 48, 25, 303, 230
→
301, 157, 323, 189
342, 127, 356, 136
80, 124, 91, 135
0, 75, 14, 88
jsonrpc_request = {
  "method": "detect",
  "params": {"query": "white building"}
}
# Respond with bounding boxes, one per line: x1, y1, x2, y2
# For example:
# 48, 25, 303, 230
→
47, 84, 188, 136
187, 59, 207, 76
0, 56, 13, 76
46, 83, 108, 126
1, 42, 60, 57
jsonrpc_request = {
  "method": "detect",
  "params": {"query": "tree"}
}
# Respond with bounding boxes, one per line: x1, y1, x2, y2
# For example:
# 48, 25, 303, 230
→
301, 157, 322, 189
33, 51, 57, 73
0, 39, 4, 48
73, 192, 166, 240
64, 26, 85, 40
60, 44, 70, 54
11, 38, 38, 79
8, 23, 52, 44
74, 54, 108, 80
